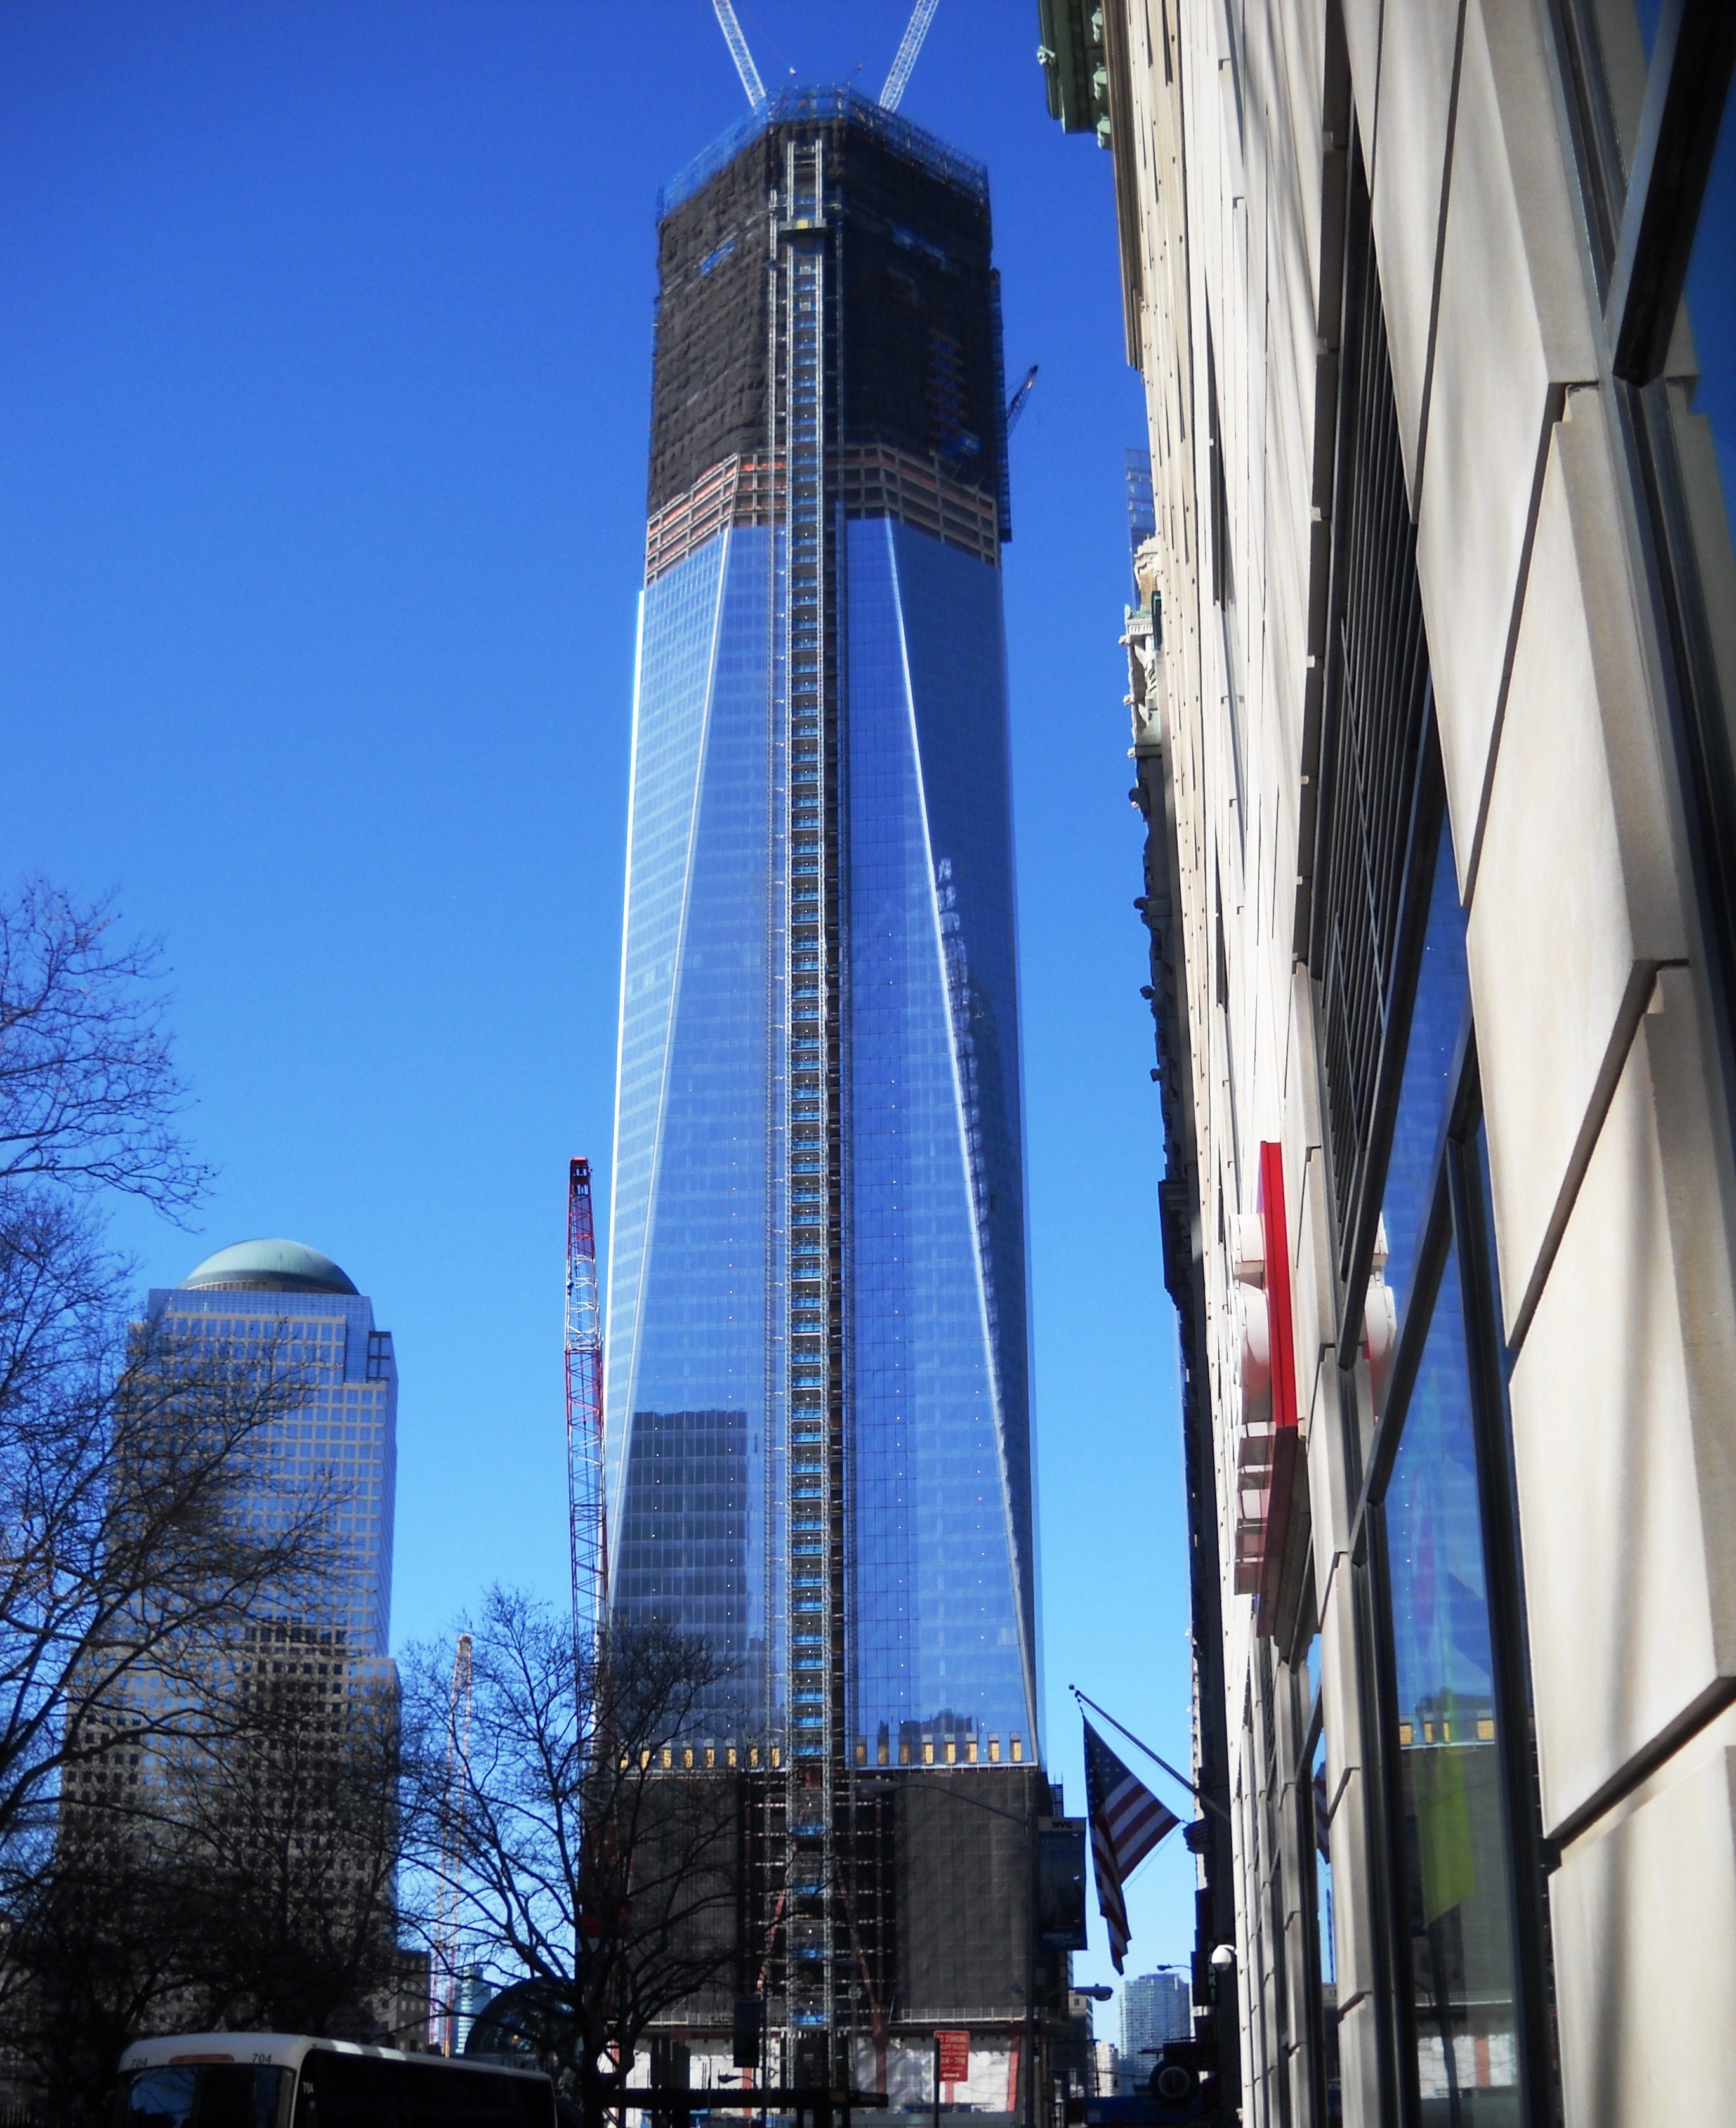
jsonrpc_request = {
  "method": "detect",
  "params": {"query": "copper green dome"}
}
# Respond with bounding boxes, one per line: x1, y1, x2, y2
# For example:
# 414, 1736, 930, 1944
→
180, 1238, 358, 1296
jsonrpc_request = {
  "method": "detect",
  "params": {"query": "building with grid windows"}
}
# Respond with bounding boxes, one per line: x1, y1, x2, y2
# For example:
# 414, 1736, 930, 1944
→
1118, 1969, 1190, 2086
51, 1238, 411, 2039
607, 86, 1052, 2093
148, 1237, 398, 1657
1042, 0, 1736, 2122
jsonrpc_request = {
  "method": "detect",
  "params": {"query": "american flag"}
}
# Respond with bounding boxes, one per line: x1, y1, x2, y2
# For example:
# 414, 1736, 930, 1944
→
1083, 1718, 1179, 1972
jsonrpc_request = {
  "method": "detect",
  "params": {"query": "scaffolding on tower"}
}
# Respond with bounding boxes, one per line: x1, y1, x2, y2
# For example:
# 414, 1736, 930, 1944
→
566, 1157, 607, 1679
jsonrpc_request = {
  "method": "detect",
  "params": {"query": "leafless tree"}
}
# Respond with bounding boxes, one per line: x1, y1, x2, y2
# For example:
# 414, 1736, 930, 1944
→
0, 877, 337, 2051
0, 876, 212, 1214
6, 1637, 414, 2122
405, 1590, 743, 2128
163, 1634, 412, 2036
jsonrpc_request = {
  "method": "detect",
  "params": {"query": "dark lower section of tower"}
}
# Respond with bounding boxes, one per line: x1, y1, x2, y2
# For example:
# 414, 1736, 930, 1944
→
643, 1764, 1065, 2098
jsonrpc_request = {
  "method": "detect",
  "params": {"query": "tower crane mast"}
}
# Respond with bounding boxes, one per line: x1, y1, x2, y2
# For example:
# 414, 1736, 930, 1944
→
431, 1631, 474, 2056
711, 0, 766, 108
880, 0, 940, 110
566, 1157, 607, 1672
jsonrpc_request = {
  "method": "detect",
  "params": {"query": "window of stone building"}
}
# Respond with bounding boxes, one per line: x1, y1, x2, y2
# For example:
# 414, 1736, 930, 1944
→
1350, 945, 1562, 2127
1300, 102, 1564, 2125
1303, 131, 1435, 1336
1273, 1638, 1339, 2128
1550, 0, 1736, 1134
1284, 1638, 1342, 2128
1207, 329, 1249, 844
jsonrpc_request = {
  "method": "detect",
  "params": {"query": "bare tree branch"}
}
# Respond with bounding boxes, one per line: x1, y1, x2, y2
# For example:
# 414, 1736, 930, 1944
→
0, 877, 213, 1218
402, 1593, 744, 2128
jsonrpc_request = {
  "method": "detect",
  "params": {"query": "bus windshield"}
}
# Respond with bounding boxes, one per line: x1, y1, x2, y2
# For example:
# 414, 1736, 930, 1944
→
117, 2065, 289, 2128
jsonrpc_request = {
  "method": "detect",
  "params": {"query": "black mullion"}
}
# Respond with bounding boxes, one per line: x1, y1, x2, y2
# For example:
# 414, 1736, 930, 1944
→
1447, 1063, 1560, 2128
1354, 1525, 1416, 2128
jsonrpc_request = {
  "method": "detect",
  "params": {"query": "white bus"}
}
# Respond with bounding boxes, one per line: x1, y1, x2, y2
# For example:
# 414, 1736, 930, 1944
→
114, 2033, 558, 2128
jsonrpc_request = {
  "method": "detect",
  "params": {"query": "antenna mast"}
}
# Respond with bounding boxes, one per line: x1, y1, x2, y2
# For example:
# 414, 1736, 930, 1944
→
711, 0, 767, 108
566, 1157, 607, 1674
879, 0, 940, 110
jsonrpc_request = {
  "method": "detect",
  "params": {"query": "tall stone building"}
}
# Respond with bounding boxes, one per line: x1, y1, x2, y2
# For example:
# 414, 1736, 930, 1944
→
1041, 0, 1735, 2122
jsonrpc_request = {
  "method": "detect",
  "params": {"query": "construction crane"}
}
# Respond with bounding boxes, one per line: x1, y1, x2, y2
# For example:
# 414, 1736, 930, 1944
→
1007, 361, 1039, 434
712, 0, 766, 108
880, 0, 940, 110
565, 1157, 607, 1678
431, 1631, 474, 2057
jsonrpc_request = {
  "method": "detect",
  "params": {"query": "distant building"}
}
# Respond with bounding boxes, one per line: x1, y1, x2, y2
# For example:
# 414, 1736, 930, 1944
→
152, 1237, 398, 1654
1120, 1971, 1189, 2083
57, 1238, 409, 2037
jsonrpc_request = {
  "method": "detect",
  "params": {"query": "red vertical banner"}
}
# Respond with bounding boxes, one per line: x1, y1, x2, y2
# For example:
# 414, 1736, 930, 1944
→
1256, 1140, 1300, 1631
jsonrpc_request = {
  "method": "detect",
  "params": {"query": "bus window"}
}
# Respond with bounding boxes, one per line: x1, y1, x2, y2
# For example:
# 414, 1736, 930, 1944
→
118, 2068, 197, 2128
117, 2067, 290, 2128
294, 2053, 555, 2128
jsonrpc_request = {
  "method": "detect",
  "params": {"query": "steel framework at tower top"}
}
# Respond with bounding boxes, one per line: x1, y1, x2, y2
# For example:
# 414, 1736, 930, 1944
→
566, 1157, 607, 1665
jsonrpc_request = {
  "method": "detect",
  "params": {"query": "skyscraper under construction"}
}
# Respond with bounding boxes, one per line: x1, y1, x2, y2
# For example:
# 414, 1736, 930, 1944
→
607, 84, 1051, 2094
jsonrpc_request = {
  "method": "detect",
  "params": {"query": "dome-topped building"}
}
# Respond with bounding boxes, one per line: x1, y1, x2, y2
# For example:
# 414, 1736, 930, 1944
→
145, 1238, 396, 1657
180, 1238, 360, 1296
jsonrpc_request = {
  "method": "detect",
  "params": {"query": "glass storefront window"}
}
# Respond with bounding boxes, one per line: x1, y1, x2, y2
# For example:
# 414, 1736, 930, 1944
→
1384, 1239, 1521, 2124
1310, 1725, 1343, 2124
1376, 822, 1468, 1339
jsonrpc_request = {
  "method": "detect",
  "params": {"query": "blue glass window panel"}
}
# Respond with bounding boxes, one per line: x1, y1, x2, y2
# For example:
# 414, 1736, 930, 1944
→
1384, 1242, 1520, 2115
607, 530, 730, 1517
845, 518, 1034, 1750
142, 1284, 397, 1656
1379, 819, 1469, 1329
607, 528, 771, 1718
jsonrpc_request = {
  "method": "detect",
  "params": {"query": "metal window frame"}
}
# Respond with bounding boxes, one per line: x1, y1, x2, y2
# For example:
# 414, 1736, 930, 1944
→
1345, 1023, 1560, 2127
1305, 123, 1440, 1339
1544, 0, 1736, 1183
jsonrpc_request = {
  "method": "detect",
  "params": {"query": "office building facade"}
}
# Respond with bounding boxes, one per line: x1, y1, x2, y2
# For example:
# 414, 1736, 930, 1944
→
73, 1237, 400, 1771
55, 1239, 408, 2038
1118, 1969, 1189, 2085
1043, 0, 1736, 2122
607, 86, 1045, 2086
150, 1237, 399, 1658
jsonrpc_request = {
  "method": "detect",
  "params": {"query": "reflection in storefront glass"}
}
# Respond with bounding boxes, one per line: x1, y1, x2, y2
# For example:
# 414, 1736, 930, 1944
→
1384, 1240, 1520, 2124
1374, 823, 1468, 1340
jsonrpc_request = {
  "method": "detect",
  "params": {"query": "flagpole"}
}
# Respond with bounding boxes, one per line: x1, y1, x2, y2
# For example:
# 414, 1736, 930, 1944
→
1071, 1686, 1232, 1827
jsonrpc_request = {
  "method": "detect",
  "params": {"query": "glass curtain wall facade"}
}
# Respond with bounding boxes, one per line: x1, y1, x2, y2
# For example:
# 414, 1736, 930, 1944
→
148, 1238, 398, 1657
608, 91, 1035, 1767
607, 87, 1039, 2073
69, 1240, 402, 1808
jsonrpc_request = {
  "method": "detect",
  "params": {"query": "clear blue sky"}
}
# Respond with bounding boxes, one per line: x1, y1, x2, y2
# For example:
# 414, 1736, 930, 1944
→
0, 0, 1194, 1999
